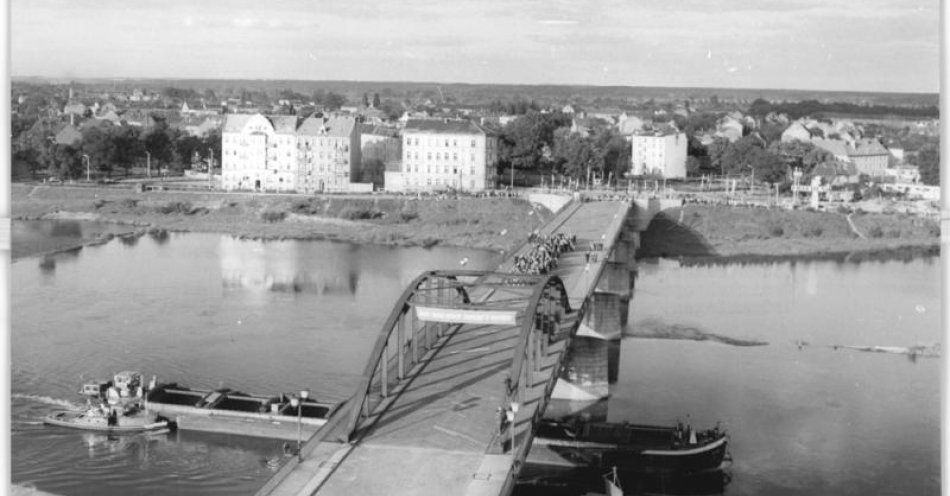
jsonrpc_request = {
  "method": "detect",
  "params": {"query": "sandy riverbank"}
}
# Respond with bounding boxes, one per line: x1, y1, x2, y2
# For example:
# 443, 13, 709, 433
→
12, 184, 550, 258
637, 203, 940, 263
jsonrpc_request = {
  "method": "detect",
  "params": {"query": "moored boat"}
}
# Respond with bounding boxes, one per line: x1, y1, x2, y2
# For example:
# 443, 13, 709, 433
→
143, 382, 340, 440
532, 418, 729, 474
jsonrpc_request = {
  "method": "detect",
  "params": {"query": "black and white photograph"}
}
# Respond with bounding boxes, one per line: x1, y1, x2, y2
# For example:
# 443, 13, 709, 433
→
5, 1, 944, 495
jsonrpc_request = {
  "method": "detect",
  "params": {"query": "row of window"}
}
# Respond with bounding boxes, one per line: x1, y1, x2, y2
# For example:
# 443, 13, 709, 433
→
404, 163, 475, 175
404, 137, 478, 148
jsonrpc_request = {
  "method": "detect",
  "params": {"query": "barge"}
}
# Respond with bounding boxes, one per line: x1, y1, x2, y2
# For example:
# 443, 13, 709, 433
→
144, 383, 340, 441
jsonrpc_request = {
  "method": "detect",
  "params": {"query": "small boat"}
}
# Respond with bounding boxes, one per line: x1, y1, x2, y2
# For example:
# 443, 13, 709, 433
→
44, 408, 170, 433
45, 371, 171, 433
533, 418, 729, 474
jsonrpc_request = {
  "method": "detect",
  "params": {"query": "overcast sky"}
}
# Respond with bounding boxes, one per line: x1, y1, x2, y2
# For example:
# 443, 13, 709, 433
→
10, 0, 940, 93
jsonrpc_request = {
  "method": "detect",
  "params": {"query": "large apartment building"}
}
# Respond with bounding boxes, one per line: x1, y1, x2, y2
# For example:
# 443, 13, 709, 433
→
221, 113, 361, 193
629, 129, 687, 178
296, 115, 361, 193
385, 119, 498, 192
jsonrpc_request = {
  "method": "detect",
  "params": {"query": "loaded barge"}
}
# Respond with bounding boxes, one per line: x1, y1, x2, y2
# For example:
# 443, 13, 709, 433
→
144, 383, 340, 441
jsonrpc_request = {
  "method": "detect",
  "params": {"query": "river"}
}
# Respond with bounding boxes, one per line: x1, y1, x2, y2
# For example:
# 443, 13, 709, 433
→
11, 221, 940, 495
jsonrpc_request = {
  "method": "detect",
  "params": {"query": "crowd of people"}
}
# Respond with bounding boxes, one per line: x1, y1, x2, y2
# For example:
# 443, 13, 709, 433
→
513, 232, 576, 275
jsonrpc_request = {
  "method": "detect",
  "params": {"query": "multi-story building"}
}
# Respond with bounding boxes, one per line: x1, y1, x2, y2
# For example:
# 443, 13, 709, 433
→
849, 139, 889, 177
629, 129, 687, 178
386, 119, 498, 192
221, 113, 362, 193
296, 115, 360, 193
359, 124, 402, 189
221, 114, 299, 192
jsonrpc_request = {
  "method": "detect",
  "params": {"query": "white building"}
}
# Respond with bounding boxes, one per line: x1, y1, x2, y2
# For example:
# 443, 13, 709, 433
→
221, 114, 299, 192
629, 130, 688, 178
385, 119, 498, 192
220, 113, 362, 193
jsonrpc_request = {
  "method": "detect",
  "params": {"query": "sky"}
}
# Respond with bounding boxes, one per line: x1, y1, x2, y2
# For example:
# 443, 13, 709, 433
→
9, 0, 941, 93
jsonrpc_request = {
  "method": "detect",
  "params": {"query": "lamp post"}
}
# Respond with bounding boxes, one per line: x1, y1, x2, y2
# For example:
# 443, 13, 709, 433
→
82, 154, 90, 182
291, 389, 310, 461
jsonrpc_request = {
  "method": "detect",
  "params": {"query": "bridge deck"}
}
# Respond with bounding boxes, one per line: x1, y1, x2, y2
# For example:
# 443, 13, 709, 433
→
258, 200, 630, 496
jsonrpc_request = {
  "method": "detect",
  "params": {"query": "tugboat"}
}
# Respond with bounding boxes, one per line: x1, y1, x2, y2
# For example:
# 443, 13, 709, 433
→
43, 371, 172, 433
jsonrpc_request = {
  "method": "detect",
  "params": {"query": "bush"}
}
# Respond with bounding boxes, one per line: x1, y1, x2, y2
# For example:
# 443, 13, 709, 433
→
291, 199, 322, 215
260, 210, 287, 223
886, 229, 901, 239
769, 226, 784, 237
338, 206, 382, 220
156, 201, 193, 214
119, 198, 138, 209
399, 211, 419, 222
92, 199, 106, 209
804, 226, 823, 237
929, 225, 941, 238
868, 226, 884, 238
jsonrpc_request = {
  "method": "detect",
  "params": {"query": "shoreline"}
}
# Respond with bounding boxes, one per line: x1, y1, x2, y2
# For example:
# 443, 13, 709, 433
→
13, 184, 940, 265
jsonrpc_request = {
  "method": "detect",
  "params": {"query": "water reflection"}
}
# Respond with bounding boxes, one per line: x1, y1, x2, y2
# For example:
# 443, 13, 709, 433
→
219, 237, 360, 296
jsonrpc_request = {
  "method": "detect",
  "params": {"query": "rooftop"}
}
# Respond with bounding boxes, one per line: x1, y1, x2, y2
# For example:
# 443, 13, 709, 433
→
403, 119, 493, 136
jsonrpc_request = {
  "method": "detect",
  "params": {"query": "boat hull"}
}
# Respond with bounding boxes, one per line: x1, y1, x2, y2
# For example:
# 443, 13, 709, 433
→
44, 410, 169, 434
530, 420, 729, 474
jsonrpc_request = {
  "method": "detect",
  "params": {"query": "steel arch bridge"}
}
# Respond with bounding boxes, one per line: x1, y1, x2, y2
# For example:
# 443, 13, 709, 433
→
342, 270, 575, 446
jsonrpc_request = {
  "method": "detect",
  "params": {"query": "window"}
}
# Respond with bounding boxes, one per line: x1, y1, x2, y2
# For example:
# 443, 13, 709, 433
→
471, 139, 476, 147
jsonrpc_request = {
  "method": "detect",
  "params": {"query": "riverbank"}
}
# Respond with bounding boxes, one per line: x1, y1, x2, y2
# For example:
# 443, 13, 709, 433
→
12, 184, 550, 259
638, 204, 940, 263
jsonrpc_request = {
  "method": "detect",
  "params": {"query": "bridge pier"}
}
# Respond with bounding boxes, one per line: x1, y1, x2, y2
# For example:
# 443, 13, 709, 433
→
550, 236, 636, 411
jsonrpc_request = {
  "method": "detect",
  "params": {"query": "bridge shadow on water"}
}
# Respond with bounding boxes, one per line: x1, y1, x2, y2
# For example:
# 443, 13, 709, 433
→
637, 211, 717, 259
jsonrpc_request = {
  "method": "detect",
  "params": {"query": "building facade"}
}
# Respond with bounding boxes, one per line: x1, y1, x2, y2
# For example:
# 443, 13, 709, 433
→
296, 115, 361, 193
849, 139, 889, 177
386, 119, 498, 192
629, 130, 687, 178
221, 113, 361, 193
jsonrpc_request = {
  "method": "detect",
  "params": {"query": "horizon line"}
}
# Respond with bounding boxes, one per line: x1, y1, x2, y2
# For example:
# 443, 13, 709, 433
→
9, 75, 939, 98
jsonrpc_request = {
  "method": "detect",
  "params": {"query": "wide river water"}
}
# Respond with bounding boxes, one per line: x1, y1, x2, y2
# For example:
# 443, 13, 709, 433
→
11, 220, 940, 495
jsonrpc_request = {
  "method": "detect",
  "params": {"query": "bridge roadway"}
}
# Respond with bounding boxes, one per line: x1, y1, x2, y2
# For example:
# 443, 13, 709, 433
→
258, 200, 631, 496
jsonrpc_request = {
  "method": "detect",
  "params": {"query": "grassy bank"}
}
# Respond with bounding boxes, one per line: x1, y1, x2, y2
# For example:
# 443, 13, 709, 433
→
12, 184, 550, 255
638, 204, 940, 262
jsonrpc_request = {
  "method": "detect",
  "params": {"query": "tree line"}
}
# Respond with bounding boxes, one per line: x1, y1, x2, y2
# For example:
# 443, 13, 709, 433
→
13, 116, 221, 181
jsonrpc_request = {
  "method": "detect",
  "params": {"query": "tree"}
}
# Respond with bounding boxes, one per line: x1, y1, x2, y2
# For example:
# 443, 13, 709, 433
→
324, 92, 346, 111
917, 145, 939, 185
47, 144, 83, 180
552, 128, 599, 182
81, 125, 117, 177
372, 93, 381, 108
499, 111, 571, 172
109, 125, 143, 176
362, 93, 369, 107
143, 127, 173, 168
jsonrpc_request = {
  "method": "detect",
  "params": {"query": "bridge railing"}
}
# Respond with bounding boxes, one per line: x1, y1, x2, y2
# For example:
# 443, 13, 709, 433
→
501, 275, 572, 432
341, 271, 475, 441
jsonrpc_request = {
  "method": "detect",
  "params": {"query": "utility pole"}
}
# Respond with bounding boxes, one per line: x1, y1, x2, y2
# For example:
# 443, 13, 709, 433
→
208, 147, 214, 189
82, 154, 90, 182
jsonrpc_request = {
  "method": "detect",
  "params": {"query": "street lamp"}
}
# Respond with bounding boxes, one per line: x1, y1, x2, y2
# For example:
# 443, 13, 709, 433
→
82, 154, 90, 182
290, 389, 310, 461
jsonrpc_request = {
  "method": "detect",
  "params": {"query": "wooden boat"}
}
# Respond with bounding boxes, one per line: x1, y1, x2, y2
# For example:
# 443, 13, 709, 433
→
533, 419, 729, 474
44, 408, 170, 433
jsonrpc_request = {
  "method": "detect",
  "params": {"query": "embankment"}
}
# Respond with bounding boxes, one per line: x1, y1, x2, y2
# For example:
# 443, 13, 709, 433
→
638, 204, 940, 263
12, 184, 550, 257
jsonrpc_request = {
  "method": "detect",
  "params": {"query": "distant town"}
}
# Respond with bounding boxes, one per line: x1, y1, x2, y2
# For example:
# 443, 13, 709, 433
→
10, 79, 941, 204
